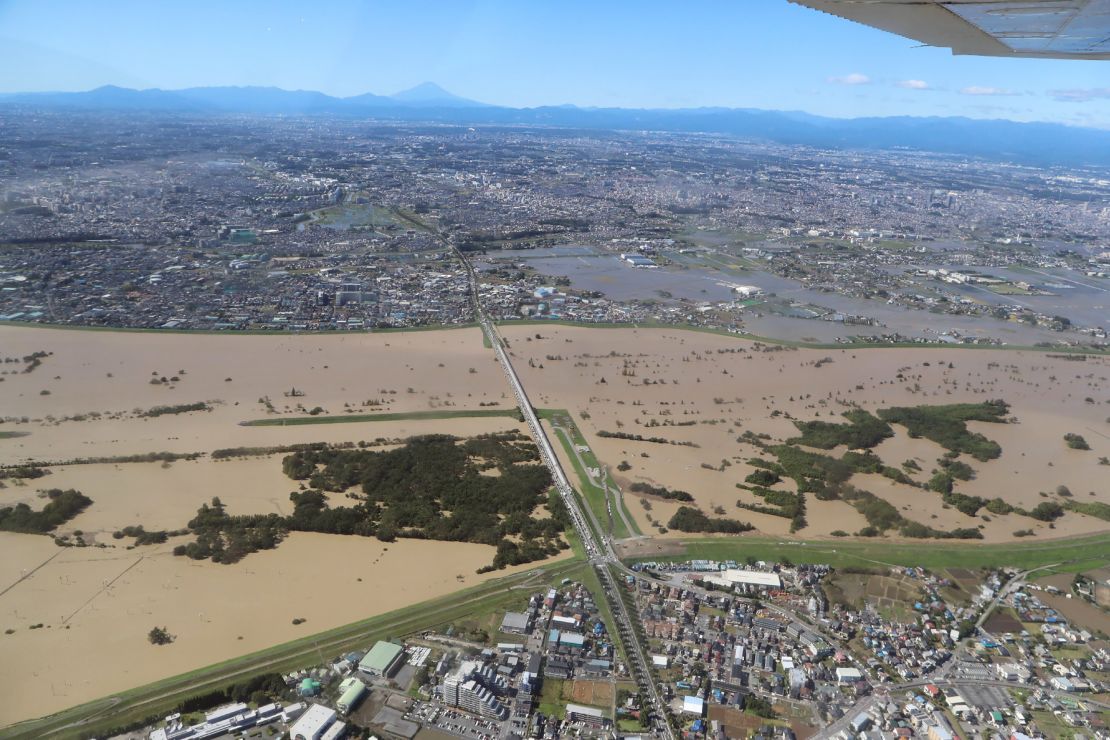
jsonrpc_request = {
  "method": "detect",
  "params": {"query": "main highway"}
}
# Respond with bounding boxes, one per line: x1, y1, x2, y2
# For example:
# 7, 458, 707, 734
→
454, 244, 676, 740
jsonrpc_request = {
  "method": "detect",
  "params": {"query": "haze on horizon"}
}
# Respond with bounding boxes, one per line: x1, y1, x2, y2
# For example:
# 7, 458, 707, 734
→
1, 0, 1109, 128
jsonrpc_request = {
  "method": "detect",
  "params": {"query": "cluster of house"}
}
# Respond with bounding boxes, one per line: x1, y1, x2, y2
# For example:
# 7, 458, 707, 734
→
835, 694, 963, 740
976, 628, 1107, 695
834, 683, 1107, 740
623, 566, 870, 731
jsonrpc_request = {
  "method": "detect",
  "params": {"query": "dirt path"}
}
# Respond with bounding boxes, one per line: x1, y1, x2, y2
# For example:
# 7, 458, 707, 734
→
0, 550, 63, 598
553, 423, 638, 539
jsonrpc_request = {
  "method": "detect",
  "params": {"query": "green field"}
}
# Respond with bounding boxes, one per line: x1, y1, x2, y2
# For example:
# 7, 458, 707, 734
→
306, 202, 412, 232
537, 410, 640, 540
0, 556, 584, 740
1031, 710, 1080, 739
0, 319, 478, 337
986, 284, 1035, 296
628, 533, 1110, 571
495, 319, 1109, 355
240, 408, 520, 426
2, 316, 1106, 355
1029, 557, 1110, 578
538, 679, 567, 719
369, 321, 478, 334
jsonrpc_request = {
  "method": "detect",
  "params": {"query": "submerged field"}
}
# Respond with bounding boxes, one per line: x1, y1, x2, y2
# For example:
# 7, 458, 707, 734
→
502, 325, 1109, 543
2, 322, 1109, 727
0, 325, 562, 726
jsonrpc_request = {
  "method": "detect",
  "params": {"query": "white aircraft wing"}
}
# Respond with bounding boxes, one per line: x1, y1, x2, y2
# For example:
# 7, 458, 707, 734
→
791, 0, 1110, 59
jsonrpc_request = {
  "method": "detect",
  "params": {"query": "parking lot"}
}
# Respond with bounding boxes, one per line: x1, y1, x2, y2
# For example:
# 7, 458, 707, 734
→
408, 702, 505, 740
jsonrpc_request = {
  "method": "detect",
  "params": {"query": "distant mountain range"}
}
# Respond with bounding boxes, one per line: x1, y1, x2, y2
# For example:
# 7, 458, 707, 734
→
2, 83, 1108, 168
0, 82, 489, 113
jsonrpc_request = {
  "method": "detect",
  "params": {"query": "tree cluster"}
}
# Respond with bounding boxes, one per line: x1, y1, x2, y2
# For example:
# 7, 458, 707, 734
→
0, 489, 92, 534
787, 409, 893, 450
1064, 433, 1090, 450
172, 497, 287, 564
627, 482, 694, 502
177, 432, 566, 571
666, 506, 754, 534
877, 400, 1008, 461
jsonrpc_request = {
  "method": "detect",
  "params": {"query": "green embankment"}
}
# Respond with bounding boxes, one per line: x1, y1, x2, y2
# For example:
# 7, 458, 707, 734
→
496, 320, 1110, 355
0, 320, 478, 336
537, 409, 641, 540
2, 317, 1104, 355
629, 532, 1110, 571
241, 408, 519, 426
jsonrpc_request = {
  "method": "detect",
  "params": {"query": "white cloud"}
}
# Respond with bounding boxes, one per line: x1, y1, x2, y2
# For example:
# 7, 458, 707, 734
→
960, 86, 1016, 96
897, 79, 929, 90
1050, 87, 1110, 103
827, 73, 870, 86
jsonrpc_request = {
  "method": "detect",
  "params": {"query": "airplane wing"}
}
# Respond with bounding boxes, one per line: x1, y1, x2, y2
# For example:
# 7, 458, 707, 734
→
790, 0, 1110, 59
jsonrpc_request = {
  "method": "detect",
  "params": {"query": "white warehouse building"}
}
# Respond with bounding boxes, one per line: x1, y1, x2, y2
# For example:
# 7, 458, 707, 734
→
722, 569, 782, 589
289, 703, 338, 740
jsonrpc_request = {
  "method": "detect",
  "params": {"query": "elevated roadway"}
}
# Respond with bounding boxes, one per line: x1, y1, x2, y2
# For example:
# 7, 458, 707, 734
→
454, 245, 675, 740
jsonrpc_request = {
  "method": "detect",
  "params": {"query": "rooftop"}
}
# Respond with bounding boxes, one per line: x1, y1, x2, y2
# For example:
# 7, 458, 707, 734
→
359, 641, 404, 673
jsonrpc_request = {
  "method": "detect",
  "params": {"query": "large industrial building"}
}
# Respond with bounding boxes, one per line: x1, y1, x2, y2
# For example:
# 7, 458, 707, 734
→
836, 667, 863, 685
703, 568, 782, 592
358, 641, 406, 678
500, 611, 531, 635
682, 696, 706, 716
620, 253, 657, 268
723, 569, 781, 589
336, 677, 367, 714
565, 703, 610, 728
289, 703, 339, 740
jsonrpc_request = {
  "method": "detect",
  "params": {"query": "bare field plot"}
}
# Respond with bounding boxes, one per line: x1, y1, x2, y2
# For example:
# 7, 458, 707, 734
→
983, 608, 1024, 634
824, 572, 926, 622
564, 680, 614, 709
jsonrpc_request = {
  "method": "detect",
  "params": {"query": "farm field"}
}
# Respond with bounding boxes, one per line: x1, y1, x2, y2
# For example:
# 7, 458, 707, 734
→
503, 324, 1110, 543
822, 571, 926, 622
620, 532, 1110, 571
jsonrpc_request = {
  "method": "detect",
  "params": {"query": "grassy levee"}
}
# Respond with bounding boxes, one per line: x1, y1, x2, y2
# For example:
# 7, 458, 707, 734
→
536, 410, 620, 541
496, 319, 1110, 355
369, 322, 478, 333
240, 408, 520, 427
0, 320, 477, 336
0, 555, 582, 740
2, 318, 1104, 355
1030, 557, 1110, 578
554, 425, 624, 539
625, 532, 1110, 571
560, 421, 641, 538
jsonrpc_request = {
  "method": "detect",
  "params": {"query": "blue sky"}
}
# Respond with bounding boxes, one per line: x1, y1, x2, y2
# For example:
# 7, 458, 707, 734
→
1, 0, 1108, 126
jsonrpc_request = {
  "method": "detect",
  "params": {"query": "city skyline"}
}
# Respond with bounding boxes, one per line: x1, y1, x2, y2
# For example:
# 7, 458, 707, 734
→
2, 0, 1109, 128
